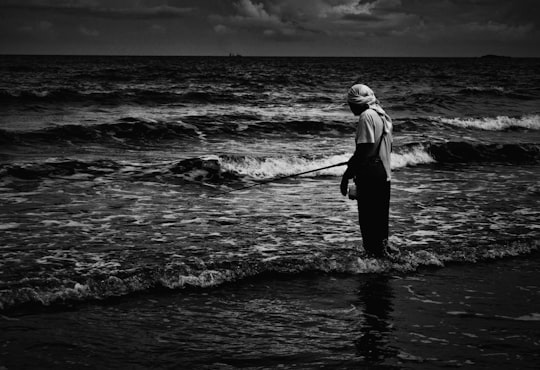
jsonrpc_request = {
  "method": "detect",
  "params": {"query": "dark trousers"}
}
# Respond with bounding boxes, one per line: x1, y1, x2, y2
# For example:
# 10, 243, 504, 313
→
354, 161, 390, 257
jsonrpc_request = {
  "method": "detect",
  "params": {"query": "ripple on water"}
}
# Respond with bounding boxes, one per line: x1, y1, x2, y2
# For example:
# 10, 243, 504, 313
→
0, 163, 539, 311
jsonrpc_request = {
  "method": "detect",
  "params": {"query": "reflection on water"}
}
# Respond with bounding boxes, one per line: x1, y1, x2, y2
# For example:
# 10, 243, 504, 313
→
355, 275, 397, 364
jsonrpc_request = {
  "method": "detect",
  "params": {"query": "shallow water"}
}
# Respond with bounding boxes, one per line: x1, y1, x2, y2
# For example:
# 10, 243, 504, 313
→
1, 161, 538, 311
2, 255, 539, 369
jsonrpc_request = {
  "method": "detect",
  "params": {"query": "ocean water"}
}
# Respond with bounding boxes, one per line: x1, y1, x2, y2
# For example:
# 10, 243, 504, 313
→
1, 56, 539, 368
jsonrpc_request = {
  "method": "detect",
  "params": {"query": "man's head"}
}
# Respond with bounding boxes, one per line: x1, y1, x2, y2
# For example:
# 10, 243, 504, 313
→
347, 83, 377, 116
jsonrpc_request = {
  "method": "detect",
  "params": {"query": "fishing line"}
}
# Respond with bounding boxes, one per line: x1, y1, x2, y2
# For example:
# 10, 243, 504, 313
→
210, 161, 349, 197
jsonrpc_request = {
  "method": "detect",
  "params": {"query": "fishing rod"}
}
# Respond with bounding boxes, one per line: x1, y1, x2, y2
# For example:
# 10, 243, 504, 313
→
214, 161, 349, 196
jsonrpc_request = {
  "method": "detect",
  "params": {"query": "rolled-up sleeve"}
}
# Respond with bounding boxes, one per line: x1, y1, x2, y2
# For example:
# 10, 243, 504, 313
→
355, 110, 376, 144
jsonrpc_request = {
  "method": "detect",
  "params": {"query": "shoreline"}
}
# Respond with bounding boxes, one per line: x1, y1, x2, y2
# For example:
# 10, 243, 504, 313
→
1, 252, 539, 369
1, 239, 538, 316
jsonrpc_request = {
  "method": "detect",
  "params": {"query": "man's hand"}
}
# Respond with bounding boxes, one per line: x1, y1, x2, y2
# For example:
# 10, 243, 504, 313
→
340, 175, 349, 196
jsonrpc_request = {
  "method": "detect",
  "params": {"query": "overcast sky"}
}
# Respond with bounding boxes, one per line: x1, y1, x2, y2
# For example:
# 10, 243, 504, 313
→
1, 0, 539, 56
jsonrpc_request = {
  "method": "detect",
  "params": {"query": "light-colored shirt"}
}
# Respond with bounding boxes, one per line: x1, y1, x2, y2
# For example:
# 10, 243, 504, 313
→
355, 109, 393, 180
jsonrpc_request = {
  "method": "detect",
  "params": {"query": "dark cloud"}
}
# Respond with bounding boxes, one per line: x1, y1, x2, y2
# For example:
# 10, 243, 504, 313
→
341, 13, 383, 22
401, 0, 539, 26
0, 1, 194, 20
0, 0, 538, 56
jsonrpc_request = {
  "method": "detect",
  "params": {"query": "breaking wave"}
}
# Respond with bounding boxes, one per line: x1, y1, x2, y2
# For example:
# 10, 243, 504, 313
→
392, 146, 436, 168
0, 146, 438, 185
2, 115, 538, 148
0, 239, 537, 313
222, 147, 435, 179
2, 142, 539, 184
221, 154, 350, 179
437, 115, 540, 131
221, 142, 539, 181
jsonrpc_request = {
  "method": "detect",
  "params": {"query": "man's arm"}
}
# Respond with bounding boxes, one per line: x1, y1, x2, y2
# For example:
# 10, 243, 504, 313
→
343, 143, 372, 179
340, 111, 376, 196
340, 143, 373, 196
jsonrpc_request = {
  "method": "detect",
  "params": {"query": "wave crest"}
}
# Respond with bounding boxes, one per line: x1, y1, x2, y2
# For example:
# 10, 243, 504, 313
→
437, 115, 540, 131
221, 154, 350, 179
221, 147, 436, 180
392, 146, 436, 169
1, 239, 537, 313
3, 141, 537, 184
457, 86, 534, 100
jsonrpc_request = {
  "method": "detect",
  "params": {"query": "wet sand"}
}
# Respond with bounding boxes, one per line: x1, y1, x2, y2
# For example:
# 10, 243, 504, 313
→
1, 253, 539, 369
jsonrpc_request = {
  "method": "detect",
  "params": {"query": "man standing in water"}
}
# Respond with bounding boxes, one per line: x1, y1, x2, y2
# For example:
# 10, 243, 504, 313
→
340, 83, 398, 258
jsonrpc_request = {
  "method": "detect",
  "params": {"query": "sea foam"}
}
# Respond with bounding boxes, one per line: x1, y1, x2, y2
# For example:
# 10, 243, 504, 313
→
220, 147, 435, 180
1, 239, 536, 312
221, 154, 351, 179
437, 114, 540, 131
391, 146, 436, 169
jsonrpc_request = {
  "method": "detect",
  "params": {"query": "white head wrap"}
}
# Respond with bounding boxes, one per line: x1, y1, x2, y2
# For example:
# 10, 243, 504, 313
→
347, 84, 392, 134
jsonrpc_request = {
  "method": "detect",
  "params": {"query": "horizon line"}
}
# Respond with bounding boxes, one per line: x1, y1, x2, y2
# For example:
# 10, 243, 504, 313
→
0, 53, 533, 58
